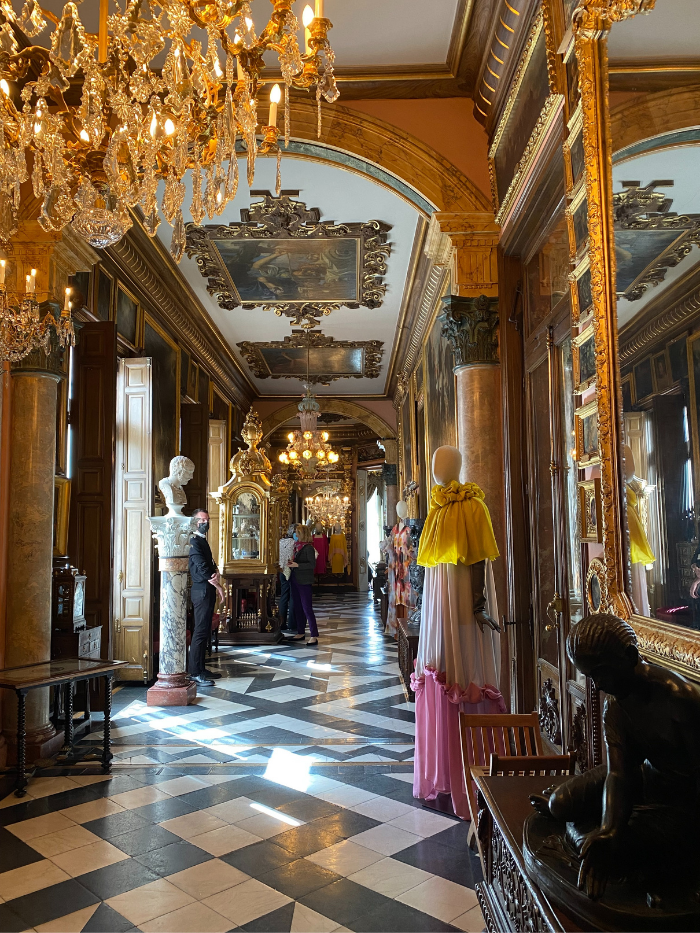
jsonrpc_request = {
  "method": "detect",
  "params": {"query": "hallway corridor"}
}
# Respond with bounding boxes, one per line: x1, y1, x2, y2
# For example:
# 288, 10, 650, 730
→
0, 595, 483, 933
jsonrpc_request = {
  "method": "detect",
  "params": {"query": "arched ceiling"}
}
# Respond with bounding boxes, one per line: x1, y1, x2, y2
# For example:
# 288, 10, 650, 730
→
158, 155, 422, 398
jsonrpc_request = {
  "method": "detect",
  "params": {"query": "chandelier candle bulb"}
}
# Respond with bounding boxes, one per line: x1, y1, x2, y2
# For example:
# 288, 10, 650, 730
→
315, 0, 324, 17
302, 5, 314, 53
269, 84, 281, 127
0, 260, 5, 287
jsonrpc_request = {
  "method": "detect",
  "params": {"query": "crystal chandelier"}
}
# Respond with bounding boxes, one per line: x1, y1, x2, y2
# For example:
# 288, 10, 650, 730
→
305, 483, 349, 526
0, 0, 340, 261
0, 263, 75, 362
278, 386, 338, 473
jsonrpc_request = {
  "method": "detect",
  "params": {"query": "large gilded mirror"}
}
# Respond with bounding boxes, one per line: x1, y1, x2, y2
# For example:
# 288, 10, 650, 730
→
580, 0, 700, 668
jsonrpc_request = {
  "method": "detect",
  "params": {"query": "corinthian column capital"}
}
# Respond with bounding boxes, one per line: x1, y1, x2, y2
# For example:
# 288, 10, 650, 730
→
439, 294, 499, 368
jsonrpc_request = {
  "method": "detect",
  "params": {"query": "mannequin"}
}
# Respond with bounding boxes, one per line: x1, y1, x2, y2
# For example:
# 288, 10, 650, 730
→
396, 499, 408, 527
329, 523, 347, 575
412, 445, 505, 820
380, 524, 398, 636
623, 445, 655, 617
313, 522, 329, 576
392, 500, 412, 615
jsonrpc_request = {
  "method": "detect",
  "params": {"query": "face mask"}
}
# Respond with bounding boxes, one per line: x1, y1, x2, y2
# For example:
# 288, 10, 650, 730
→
293, 533, 298, 541
198, 521, 210, 534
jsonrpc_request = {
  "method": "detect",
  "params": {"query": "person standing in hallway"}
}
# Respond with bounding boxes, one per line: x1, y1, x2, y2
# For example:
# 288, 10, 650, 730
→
286, 523, 319, 645
189, 509, 225, 685
278, 523, 296, 632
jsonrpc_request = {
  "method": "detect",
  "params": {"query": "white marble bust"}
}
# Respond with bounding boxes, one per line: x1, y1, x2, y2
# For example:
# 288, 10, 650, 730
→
158, 456, 195, 516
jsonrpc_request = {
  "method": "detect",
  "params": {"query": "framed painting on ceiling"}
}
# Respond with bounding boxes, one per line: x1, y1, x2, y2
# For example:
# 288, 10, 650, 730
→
214, 238, 360, 305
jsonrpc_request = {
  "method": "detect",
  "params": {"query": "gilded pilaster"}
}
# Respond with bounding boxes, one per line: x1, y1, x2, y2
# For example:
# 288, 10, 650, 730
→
573, 0, 655, 619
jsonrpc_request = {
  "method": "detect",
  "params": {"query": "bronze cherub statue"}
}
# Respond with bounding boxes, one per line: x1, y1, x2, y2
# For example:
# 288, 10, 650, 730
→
526, 613, 700, 930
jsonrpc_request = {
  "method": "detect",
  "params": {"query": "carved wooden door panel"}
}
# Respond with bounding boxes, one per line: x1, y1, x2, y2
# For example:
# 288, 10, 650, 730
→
113, 358, 153, 681
526, 320, 578, 751
208, 419, 227, 568
180, 402, 208, 515
68, 321, 116, 656
357, 471, 367, 592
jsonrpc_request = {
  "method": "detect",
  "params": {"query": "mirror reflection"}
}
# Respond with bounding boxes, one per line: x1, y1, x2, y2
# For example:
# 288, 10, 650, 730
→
610, 5, 700, 627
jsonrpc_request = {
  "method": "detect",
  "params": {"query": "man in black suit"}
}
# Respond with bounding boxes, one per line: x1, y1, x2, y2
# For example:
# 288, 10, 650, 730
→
189, 509, 224, 686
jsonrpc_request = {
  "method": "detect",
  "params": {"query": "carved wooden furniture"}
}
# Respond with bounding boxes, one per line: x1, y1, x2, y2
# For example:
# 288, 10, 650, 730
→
489, 752, 576, 778
51, 563, 102, 729
460, 712, 545, 850
474, 773, 577, 933
214, 408, 284, 645
397, 618, 419, 701
0, 658, 127, 796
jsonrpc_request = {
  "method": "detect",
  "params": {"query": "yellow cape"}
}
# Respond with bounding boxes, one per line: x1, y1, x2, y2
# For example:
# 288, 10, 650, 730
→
417, 481, 500, 568
627, 485, 655, 565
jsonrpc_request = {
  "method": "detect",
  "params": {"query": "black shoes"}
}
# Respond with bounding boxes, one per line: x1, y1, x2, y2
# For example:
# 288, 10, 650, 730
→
191, 674, 215, 686
204, 669, 222, 679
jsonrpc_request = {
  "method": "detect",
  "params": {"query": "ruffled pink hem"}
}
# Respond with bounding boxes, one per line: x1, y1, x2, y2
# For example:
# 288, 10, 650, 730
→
412, 667, 506, 820
411, 666, 506, 711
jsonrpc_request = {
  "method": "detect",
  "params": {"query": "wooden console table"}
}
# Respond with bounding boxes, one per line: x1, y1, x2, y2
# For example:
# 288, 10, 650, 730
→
474, 773, 580, 933
0, 658, 127, 797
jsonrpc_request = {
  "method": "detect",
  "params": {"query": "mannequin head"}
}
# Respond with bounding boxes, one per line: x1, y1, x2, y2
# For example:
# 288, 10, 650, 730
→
622, 444, 635, 482
396, 500, 408, 522
432, 446, 462, 485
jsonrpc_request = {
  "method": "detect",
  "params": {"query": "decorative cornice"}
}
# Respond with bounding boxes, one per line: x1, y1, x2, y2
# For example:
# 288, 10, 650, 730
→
108, 228, 252, 408
619, 282, 700, 364
439, 294, 500, 366
237, 331, 384, 385
393, 264, 447, 408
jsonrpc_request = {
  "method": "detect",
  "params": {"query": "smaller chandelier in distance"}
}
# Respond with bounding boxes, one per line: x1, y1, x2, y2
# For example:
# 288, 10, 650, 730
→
278, 387, 339, 473
0, 263, 75, 362
306, 485, 350, 527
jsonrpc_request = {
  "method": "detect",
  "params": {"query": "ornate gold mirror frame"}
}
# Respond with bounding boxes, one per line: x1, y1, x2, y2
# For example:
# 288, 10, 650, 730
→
574, 0, 700, 679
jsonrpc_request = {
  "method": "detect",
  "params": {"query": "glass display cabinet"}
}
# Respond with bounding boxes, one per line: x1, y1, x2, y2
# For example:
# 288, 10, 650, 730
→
214, 408, 285, 644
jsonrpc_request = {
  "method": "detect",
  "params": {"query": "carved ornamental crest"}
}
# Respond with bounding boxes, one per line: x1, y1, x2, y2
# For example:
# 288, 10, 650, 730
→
185, 192, 392, 329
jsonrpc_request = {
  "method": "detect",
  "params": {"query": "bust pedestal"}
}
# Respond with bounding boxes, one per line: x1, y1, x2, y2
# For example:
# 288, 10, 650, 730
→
147, 515, 198, 707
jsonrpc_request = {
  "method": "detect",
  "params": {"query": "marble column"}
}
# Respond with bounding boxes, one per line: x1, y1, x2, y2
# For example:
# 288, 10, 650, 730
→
147, 515, 198, 707
439, 295, 506, 623
2, 352, 64, 761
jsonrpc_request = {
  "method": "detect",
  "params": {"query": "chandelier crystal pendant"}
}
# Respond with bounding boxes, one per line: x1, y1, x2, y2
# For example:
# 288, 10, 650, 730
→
0, 0, 340, 261
278, 386, 338, 474
0, 264, 75, 362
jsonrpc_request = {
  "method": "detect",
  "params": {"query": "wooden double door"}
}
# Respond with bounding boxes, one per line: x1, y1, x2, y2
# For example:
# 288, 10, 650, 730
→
525, 309, 597, 768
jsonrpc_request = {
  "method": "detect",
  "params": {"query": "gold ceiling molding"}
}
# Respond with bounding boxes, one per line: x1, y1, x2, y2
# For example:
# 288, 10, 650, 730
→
262, 399, 396, 443
610, 84, 700, 155
237, 332, 384, 385
287, 100, 492, 215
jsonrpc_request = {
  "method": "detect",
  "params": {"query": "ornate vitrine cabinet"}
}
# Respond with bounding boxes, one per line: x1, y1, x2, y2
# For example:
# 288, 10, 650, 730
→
214, 409, 284, 644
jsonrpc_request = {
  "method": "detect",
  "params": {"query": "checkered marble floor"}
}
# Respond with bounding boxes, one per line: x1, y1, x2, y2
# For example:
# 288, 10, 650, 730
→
0, 594, 485, 932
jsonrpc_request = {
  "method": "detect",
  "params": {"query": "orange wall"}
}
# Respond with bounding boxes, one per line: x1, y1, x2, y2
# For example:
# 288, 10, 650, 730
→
344, 98, 491, 203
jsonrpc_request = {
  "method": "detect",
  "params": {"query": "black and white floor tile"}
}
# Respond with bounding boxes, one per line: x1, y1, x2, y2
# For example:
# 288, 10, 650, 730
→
0, 594, 484, 932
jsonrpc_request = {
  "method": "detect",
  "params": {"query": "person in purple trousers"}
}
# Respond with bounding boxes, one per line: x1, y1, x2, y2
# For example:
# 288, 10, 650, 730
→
285, 523, 319, 646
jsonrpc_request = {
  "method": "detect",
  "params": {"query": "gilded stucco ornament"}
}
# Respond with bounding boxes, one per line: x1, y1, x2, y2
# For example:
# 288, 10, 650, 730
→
572, 0, 655, 620
228, 408, 271, 486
